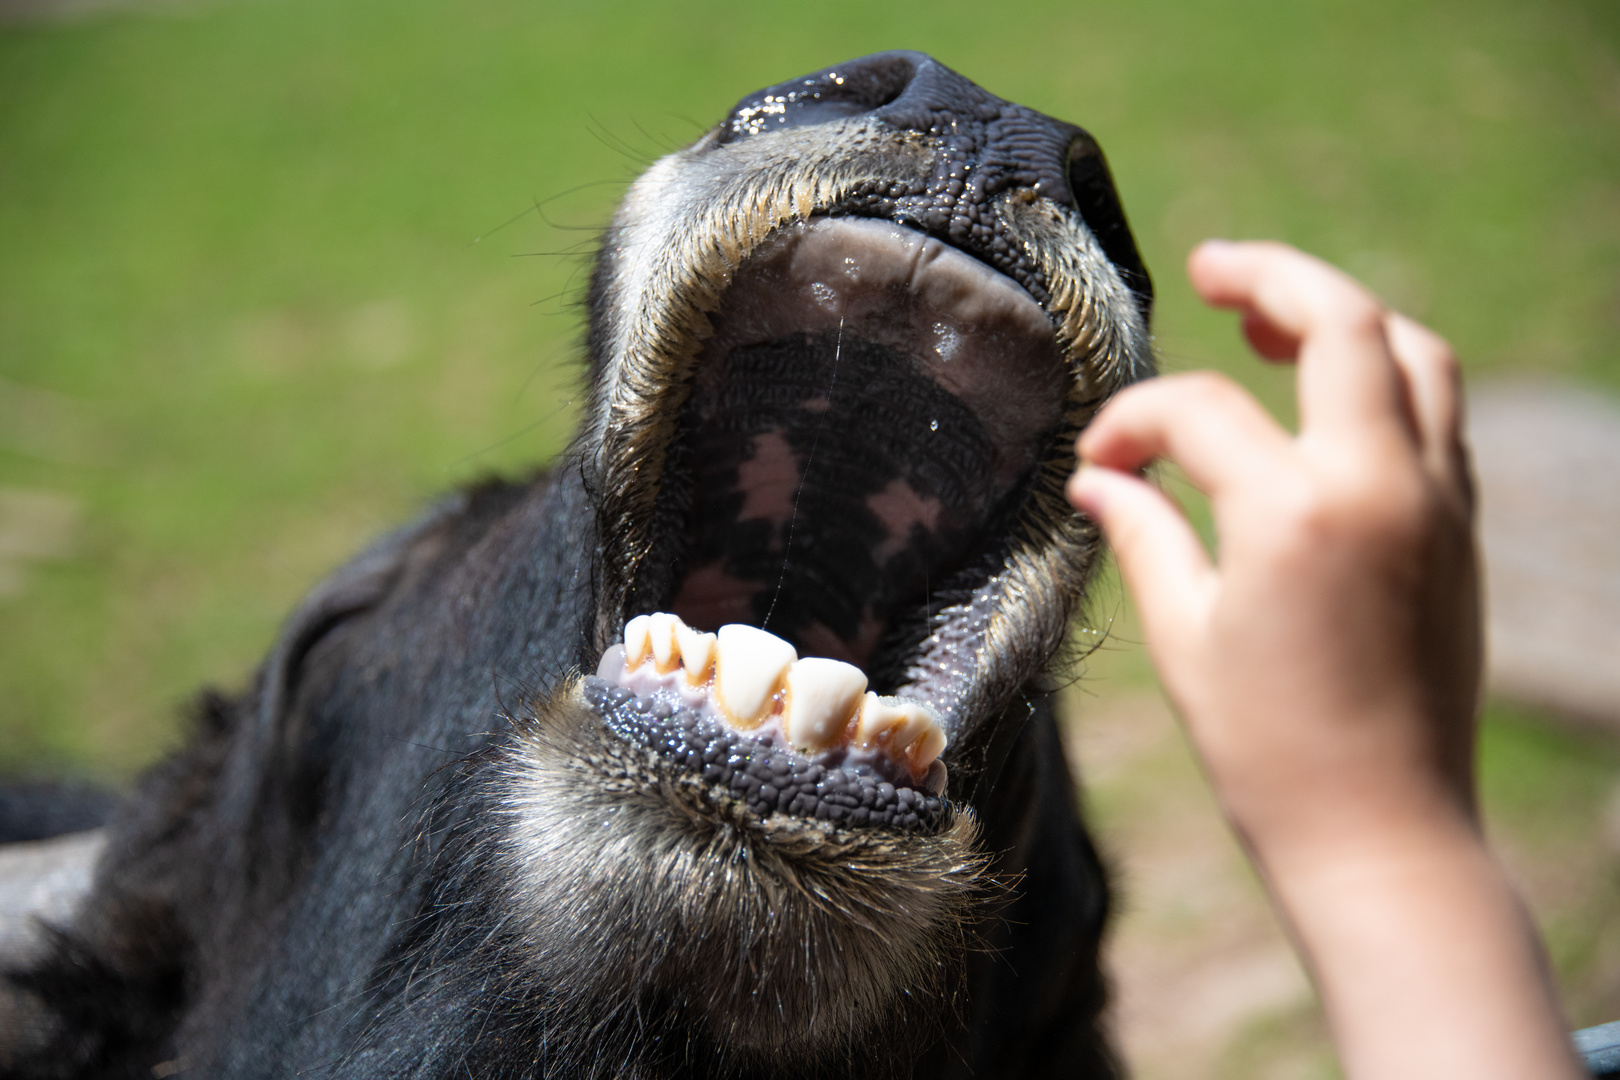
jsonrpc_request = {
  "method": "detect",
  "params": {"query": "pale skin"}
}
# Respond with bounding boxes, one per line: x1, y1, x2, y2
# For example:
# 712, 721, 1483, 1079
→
1067, 241, 1585, 1080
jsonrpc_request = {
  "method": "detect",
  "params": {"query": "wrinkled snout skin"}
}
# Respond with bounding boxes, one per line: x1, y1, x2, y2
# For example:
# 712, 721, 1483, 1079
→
2, 53, 1150, 1080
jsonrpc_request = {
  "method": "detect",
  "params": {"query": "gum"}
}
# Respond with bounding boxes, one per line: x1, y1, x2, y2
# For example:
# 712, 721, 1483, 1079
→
596, 644, 946, 790
583, 676, 949, 833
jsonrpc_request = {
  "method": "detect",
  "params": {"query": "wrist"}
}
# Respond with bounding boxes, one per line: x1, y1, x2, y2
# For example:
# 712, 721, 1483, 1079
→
1242, 811, 1581, 1080
1229, 778, 1480, 889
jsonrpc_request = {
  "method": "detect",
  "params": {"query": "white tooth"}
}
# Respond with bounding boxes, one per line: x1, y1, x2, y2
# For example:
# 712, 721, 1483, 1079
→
674, 622, 717, 685
648, 612, 681, 672
623, 615, 654, 668
714, 624, 797, 726
854, 694, 935, 751
854, 694, 897, 744
783, 658, 867, 752
906, 725, 948, 772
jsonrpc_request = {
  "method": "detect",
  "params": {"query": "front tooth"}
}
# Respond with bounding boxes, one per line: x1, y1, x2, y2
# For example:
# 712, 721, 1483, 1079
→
648, 612, 682, 672
783, 658, 867, 752
623, 614, 654, 668
854, 694, 935, 751
714, 624, 797, 726
674, 622, 717, 685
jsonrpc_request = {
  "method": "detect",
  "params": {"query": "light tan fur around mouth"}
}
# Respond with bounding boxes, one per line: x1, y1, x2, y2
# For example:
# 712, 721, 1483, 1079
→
585, 114, 1153, 749
501, 677, 986, 1059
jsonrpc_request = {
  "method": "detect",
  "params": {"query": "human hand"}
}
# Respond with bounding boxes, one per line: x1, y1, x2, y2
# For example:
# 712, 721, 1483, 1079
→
1066, 241, 1581, 1080
1068, 239, 1480, 867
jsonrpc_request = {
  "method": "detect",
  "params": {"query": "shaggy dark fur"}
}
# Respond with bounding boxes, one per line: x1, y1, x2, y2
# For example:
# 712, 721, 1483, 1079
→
1, 52, 1148, 1079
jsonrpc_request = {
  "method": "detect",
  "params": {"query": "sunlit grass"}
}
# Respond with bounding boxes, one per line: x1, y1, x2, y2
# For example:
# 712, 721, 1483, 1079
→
2, 0, 1617, 1068
0, 0, 1615, 775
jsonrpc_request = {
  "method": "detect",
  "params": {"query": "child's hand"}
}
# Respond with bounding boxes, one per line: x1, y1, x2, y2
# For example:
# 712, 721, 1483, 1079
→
1068, 239, 1480, 866
1067, 241, 1582, 1080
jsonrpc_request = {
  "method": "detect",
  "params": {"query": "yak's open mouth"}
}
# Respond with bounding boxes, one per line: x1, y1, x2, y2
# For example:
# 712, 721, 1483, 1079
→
665, 217, 1067, 664
585, 214, 1095, 829
576, 56, 1153, 833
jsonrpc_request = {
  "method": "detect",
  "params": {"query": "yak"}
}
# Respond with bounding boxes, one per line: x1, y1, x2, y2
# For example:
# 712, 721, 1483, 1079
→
0, 50, 1153, 1079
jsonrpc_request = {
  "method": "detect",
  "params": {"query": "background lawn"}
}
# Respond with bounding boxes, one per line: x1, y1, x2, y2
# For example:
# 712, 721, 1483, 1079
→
2, 0, 1617, 1073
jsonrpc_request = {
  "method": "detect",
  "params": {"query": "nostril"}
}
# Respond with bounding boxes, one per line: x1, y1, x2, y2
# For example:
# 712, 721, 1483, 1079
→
717, 53, 918, 145
828, 54, 915, 111
1067, 139, 1156, 319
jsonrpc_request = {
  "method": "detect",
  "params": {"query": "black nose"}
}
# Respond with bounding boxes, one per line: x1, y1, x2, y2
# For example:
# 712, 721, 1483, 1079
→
716, 51, 1151, 318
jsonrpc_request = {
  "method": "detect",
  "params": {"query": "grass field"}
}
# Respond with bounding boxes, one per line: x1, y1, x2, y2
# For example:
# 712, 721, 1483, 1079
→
2, 0, 1618, 1069
2, 0, 1615, 767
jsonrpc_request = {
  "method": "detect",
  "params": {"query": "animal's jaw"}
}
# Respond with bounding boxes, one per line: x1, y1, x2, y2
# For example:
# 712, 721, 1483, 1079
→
498, 684, 987, 1061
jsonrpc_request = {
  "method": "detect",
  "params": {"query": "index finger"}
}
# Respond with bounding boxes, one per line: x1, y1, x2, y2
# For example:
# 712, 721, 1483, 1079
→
1188, 241, 1413, 448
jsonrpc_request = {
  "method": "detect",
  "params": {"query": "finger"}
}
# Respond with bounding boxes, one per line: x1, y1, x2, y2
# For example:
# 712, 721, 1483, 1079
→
1242, 309, 1301, 361
1067, 465, 1216, 645
1076, 371, 1294, 499
1384, 312, 1470, 495
1188, 241, 1410, 446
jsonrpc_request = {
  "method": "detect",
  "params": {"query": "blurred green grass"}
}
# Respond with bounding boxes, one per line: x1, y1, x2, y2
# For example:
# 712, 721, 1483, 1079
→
1, 0, 1616, 772
3, 0, 1618, 1065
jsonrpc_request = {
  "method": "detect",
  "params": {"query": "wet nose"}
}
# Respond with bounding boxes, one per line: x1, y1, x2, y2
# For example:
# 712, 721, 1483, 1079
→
718, 51, 932, 144
715, 51, 1151, 316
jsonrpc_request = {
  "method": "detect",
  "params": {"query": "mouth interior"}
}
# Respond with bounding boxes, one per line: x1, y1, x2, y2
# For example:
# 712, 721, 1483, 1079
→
658, 217, 1067, 699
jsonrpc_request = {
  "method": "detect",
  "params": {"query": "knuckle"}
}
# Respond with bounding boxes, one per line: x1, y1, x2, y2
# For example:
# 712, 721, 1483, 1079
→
1389, 314, 1464, 397
1341, 470, 1434, 550
1255, 474, 1338, 555
1411, 333, 1460, 382
1429, 340, 1461, 376
1396, 313, 1460, 366
1267, 458, 1437, 559
1339, 301, 1389, 342
1369, 483, 1432, 544
1282, 485, 1346, 546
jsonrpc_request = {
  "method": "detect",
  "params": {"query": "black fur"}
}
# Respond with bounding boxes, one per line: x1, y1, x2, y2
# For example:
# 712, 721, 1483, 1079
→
5, 473, 1113, 1078
2, 53, 1142, 1079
